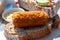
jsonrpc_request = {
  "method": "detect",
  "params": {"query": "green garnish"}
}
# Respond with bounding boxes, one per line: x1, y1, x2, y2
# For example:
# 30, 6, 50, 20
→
36, 0, 49, 5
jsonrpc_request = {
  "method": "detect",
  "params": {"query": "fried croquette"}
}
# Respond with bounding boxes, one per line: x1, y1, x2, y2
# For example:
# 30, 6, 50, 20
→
12, 11, 49, 28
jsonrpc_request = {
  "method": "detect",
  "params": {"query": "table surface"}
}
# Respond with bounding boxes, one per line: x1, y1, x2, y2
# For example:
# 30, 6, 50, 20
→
0, 0, 60, 40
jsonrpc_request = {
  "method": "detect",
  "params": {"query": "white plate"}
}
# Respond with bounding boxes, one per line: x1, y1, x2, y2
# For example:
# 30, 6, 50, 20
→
0, 24, 7, 40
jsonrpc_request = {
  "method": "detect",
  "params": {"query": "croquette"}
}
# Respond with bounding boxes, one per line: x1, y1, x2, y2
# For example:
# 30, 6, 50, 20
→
12, 11, 49, 28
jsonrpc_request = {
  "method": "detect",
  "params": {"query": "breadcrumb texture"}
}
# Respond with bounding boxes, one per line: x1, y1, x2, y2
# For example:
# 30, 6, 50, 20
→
12, 11, 49, 28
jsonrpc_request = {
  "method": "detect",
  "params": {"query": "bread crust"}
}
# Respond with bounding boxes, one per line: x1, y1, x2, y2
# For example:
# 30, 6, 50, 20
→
4, 23, 51, 40
12, 11, 49, 28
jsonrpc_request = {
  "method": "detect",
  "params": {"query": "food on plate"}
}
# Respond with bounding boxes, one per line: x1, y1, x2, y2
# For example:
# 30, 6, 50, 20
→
4, 22, 51, 40
2, 8, 24, 22
36, 0, 54, 7
4, 13, 13, 22
12, 11, 49, 28
36, 0, 49, 5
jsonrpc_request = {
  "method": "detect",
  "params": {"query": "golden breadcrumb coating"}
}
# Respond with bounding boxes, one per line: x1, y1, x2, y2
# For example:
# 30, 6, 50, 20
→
12, 11, 49, 28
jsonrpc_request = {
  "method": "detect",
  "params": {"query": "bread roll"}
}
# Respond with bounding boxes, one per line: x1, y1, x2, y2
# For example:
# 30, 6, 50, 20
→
12, 11, 49, 28
4, 22, 51, 40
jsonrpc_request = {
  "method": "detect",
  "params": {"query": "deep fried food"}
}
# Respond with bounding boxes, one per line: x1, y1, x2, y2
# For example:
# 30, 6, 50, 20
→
12, 11, 49, 28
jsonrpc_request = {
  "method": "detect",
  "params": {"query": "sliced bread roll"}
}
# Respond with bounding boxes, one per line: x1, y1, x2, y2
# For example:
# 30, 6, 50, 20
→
4, 22, 52, 40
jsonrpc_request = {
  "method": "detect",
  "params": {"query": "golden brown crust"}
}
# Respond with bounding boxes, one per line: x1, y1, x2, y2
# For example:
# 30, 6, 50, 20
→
12, 11, 49, 28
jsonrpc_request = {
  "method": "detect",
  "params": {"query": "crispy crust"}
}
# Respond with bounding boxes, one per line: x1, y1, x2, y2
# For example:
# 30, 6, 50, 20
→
12, 11, 49, 28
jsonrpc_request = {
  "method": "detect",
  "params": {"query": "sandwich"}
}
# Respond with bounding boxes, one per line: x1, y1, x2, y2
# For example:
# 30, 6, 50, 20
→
4, 11, 52, 40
